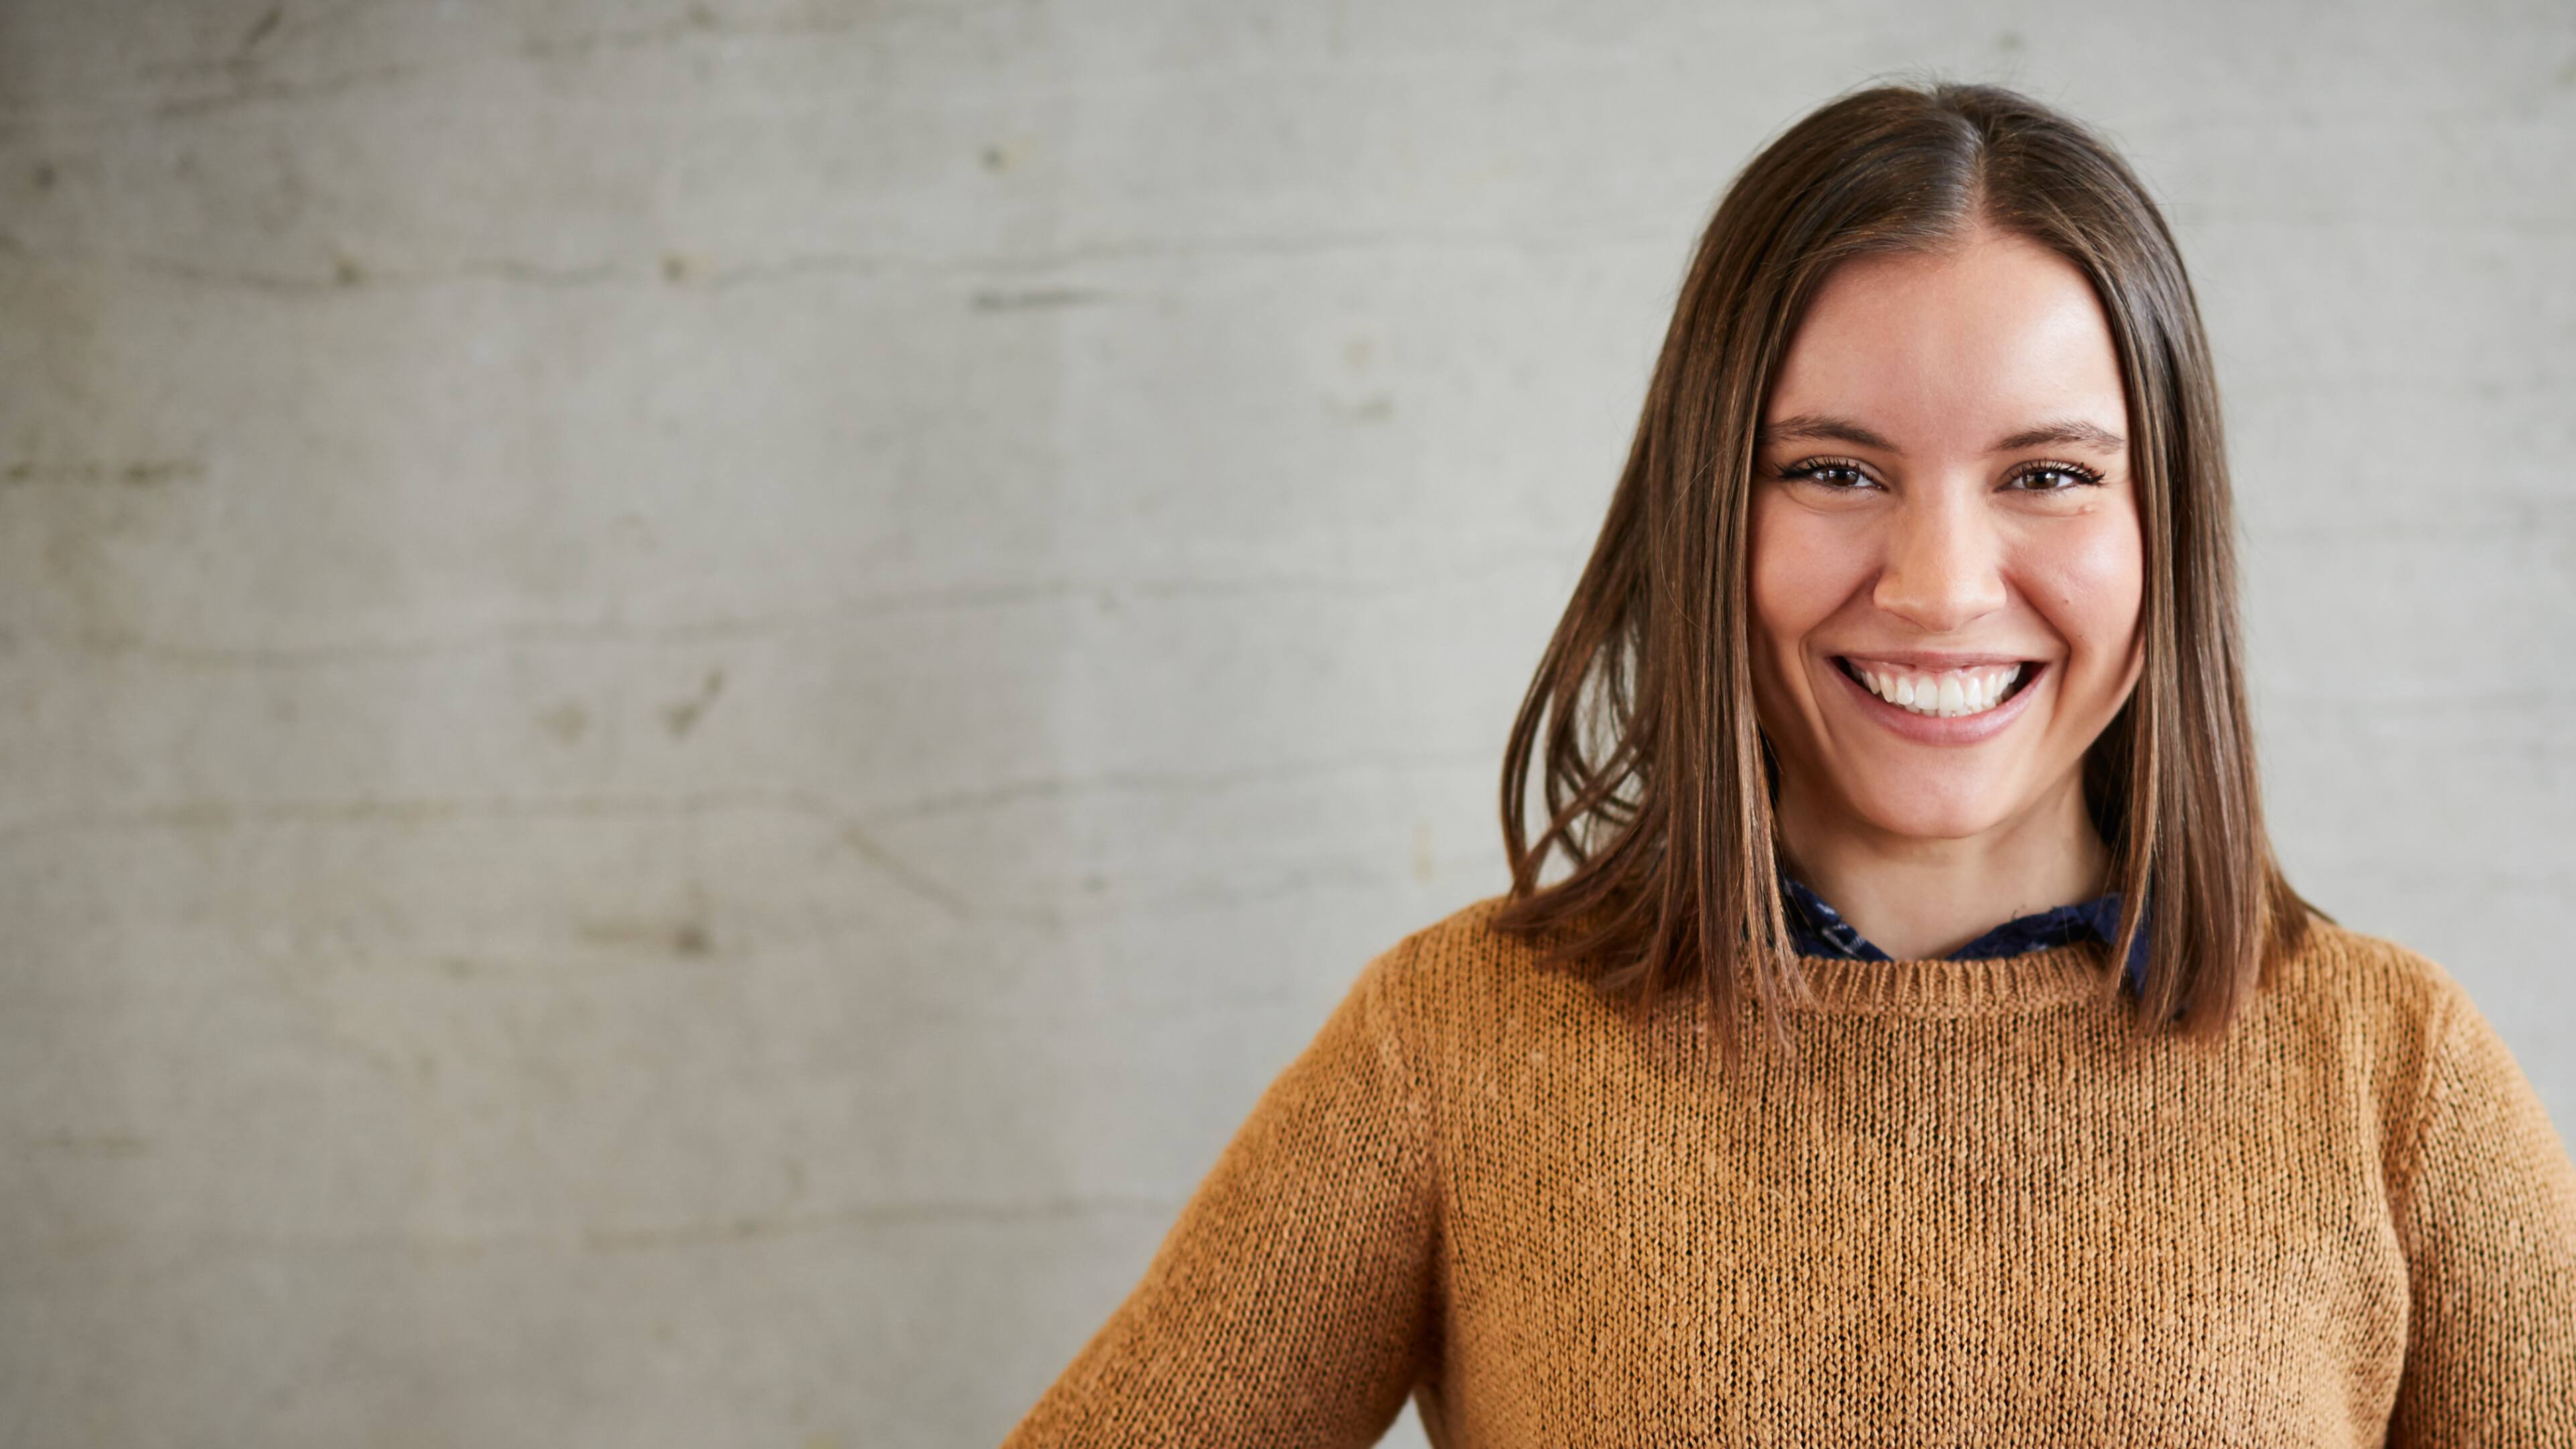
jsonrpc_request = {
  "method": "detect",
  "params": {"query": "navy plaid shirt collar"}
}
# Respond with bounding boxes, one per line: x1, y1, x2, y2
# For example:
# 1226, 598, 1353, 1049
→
1778, 866, 2149, 996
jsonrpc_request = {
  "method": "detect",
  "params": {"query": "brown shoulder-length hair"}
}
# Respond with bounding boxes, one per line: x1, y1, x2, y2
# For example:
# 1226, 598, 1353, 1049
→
1493, 79, 2320, 1065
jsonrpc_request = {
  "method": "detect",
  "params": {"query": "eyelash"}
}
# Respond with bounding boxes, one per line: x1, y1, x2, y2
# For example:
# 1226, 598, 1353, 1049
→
1771, 456, 2107, 492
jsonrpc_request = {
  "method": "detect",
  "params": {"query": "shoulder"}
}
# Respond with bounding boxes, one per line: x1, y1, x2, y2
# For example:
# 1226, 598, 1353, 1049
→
1361, 892, 1535, 1000
2260, 914, 2475, 1044
2249, 916, 2495, 1151
1356, 891, 1606, 1045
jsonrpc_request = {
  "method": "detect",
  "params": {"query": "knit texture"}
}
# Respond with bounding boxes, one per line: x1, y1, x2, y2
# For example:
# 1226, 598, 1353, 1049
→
1002, 895, 2576, 1446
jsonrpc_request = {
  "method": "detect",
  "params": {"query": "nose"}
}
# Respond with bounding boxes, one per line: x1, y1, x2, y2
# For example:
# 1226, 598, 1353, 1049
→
1872, 489, 2008, 633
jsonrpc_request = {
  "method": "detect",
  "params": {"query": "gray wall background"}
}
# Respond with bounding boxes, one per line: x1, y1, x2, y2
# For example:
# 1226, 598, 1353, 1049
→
1, 1, 2568, 1445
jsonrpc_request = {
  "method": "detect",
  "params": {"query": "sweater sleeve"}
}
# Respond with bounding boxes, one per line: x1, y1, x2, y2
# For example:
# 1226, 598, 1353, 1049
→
2386, 980, 2576, 1444
1000, 937, 1443, 1448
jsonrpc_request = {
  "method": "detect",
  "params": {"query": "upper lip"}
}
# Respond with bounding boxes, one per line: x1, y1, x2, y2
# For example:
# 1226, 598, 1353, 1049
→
1834, 650, 2039, 669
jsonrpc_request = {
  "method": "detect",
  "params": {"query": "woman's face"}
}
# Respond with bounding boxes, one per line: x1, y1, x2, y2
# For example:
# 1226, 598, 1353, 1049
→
1748, 226, 2145, 847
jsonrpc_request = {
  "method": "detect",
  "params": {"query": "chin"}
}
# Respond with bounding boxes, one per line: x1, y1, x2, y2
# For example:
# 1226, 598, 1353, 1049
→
1839, 770, 2023, 843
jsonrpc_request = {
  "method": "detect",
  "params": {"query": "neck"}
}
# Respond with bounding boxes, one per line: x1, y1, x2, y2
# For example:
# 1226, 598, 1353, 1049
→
1772, 769, 2110, 960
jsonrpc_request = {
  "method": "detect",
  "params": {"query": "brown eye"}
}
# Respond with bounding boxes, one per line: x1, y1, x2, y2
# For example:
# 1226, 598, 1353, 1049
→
1775, 458, 1880, 491
2006, 461, 2106, 492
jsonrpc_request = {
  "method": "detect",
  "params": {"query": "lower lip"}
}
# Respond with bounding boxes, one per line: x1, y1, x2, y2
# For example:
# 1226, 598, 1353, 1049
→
1830, 659, 2047, 744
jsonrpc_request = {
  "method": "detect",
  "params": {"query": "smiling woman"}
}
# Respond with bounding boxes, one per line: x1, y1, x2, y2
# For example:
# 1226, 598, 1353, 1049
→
1494, 88, 2310, 1046
1748, 229, 2149, 962
1000, 81, 2576, 1447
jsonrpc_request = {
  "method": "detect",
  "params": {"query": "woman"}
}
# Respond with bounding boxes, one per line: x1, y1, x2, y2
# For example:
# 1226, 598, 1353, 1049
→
1001, 81, 2576, 1445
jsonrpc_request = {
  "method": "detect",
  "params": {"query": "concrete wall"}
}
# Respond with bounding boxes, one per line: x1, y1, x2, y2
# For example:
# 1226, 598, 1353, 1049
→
0, 1, 2567, 1444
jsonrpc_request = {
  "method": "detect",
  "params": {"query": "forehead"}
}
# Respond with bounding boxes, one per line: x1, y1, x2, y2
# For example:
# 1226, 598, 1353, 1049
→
1764, 229, 2128, 445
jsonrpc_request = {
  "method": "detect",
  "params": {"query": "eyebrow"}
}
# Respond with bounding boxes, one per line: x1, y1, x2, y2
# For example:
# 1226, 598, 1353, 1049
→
1756, 412, 2128, 455
1990, 419, 2129, 453
1756, 413, 1899, 451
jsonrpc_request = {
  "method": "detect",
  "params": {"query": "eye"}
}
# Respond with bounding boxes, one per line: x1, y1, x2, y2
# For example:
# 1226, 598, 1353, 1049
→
2004, 460, 2107, 492
1772, 456, 1881, 491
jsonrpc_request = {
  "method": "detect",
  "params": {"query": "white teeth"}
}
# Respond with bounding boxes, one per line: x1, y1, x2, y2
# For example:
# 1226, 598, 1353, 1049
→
1848, 661, 2025, 719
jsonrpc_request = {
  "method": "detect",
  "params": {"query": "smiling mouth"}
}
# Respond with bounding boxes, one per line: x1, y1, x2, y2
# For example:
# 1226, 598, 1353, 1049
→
1833, 657, 2041, 719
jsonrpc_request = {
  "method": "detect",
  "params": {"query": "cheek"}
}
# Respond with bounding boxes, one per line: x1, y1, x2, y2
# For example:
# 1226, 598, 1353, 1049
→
1749, 500, 1868, 647
2021, 511, 2144, 663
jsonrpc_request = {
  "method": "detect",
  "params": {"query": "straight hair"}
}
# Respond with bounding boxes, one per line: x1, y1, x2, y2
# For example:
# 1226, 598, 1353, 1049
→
1493, 79, 2320, 1068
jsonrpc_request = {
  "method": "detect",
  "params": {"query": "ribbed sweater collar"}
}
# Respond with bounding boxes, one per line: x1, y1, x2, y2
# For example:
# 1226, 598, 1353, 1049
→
1783, 939, 2116, 1015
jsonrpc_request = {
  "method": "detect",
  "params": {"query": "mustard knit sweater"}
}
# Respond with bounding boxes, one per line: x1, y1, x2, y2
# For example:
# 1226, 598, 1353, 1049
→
1002, 896, 2576, 1446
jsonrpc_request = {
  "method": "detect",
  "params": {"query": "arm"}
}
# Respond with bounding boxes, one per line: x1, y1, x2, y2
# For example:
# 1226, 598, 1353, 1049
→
2387, 981, 2576, 1444
1002, 936, 1444, 1448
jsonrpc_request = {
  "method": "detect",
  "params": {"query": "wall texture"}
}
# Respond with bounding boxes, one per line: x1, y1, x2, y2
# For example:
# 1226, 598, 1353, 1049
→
0, 1, 2568, 1444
